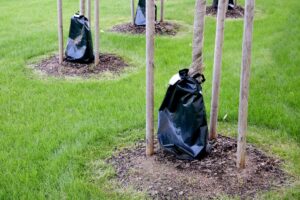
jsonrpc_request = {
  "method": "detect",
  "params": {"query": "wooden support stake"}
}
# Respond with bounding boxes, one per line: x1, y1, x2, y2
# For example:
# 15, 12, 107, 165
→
237, 0, 255, 169
146, 0, 155, 156
160, 0, 164, 22
209, 0, 228, 140
80, 0, 85, 15
94, 0, 100, 66
87, 0, 91, 24
57, 0, 63, 64
131, 0, 135, 25
189, 0, 206, 77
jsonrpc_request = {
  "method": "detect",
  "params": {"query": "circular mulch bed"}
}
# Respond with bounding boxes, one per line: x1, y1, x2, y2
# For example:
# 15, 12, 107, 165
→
206, 5, 245, 18
110, 22, 180, 36
34, 53, 128, 78
107, 135, 289, 199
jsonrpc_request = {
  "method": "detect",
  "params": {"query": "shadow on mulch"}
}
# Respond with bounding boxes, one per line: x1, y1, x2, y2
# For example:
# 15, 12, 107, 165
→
107, 135, 290, 199
206, 5, 245, 18
34, 53, 128, 78
110, 21, 180, 36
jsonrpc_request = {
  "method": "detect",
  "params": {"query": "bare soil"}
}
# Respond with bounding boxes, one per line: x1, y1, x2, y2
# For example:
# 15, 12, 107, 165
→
110, 22, 180, 36
34, 53, 128, 78
206, 5, 245, 18
107, 135, 289, 199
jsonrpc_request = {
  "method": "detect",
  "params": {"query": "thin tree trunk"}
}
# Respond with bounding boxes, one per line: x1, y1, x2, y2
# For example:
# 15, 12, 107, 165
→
57, 0, 63, 64
160, 0, 164, 22
189, 0, 206, 77
94, 0, 100, 66
131, 0, 135, 25
80, 0, 85, 15
234, 0, 237, 6
146, 0, 155, 156
209, 0, 228, 140
87, 0, 91, 23
237, 0, 255, 169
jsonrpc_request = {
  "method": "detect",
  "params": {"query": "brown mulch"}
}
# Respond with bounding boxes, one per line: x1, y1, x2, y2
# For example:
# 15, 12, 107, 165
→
107, 135, 289, 199
110, 22, 180, 36
34, 53, 128, 77
206, 5, 245, 18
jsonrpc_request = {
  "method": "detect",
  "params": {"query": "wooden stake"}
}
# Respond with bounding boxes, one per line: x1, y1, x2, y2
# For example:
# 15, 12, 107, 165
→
237, 0, 255, 169
94, 0, 100, 66
57, 0, 63, 64
209, 0, 228, 140
146, 0, 155, 156
131, 0, 135, 25
189, 0, 206, 77
80, 0, 85, 15
160, 0, 164, 22
87, 0, 91, 24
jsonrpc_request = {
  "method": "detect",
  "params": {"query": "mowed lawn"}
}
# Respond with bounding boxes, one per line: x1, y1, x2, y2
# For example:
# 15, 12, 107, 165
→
0, 0, 299, 199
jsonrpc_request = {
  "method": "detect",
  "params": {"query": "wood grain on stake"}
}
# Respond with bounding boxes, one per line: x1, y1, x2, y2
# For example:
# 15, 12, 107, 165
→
131, 0, 135, 25
57, 0, 63, 64
189, 0, 206, 77
146, 0, 155, 156
209, 0, 228, 140
160, 0, 164, 22
237, 0, 255, 169
94, 0, 100, 65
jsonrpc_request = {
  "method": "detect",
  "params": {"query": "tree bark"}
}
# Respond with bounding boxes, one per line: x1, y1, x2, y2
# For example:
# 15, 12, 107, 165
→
189, 0, 206, 77
87, 0, 91, 23
160, 0, 164, 22
80, 0, 85, 15
146, 0, 155, 156
209, 0, 228, 140
94, 0, 100, 66
237, 0, 255, 169
131, 0, 135, 25
57, 0, 63, 64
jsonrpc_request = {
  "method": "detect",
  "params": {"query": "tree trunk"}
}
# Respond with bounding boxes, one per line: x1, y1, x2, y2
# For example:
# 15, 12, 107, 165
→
57, 0, 63, 64
94, 0, 100, 66
209, 0, 228, 140
188, 0, 206, 77
237, 0, 255, 169
80, 0, 85, 15
131, 0, 135, 25
87, 0, 91, 23
146, 0, 155, 156
160, 0, 164, 22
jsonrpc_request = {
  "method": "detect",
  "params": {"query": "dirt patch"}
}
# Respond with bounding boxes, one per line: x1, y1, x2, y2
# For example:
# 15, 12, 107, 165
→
34, 53, 128, 78
107, 135, 289, 199
110, 22, 180, 36
206, 5, 245, 18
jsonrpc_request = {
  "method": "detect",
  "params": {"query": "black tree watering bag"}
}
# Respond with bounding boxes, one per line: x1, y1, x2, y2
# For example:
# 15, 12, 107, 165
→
157, 69, 209, 160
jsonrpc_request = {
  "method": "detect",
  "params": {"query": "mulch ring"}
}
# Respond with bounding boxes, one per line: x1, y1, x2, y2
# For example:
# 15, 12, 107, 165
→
206, 5, 245, 18
110, 21, 180, 36
34, 53, 128, 78
107, 135, 290, 199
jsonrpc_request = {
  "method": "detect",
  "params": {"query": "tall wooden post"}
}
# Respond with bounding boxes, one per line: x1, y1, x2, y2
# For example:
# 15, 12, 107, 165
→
160, 0, 164, 22
87, 0, 91, 23
57, 0, 63, 64
188, 0, 206, 77
131, 0, 135, 25
209, 0, 228, 140
94, 0, 100, 65
80, 0, 85, 15
146, 0, 155, 156
237, 0, 255, 169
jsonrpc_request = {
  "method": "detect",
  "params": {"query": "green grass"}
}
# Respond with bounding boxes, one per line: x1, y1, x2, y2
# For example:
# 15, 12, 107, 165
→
0, 0, 299, 199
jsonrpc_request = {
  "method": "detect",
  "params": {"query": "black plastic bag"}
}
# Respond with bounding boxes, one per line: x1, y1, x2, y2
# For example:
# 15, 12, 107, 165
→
65, 14, 94, 63
157, 69, 209, 160
134, 0, 157, 26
